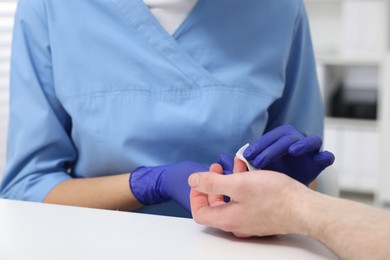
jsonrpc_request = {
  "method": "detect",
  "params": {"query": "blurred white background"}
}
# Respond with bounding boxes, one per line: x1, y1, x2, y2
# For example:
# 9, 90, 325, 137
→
0, 0, 16, 179
306, 0, 390, 207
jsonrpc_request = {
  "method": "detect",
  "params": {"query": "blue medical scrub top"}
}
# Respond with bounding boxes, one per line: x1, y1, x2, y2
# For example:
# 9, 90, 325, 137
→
1, 0, 324, 217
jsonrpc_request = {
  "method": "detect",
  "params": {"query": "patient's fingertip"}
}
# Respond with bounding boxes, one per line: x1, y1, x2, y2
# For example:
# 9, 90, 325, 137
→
188, 174, 200, 187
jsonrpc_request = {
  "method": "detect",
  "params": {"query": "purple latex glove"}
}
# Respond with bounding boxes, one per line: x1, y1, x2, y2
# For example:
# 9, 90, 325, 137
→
242, 124, 335, 185
218, 154, 234, 175
217, 154, 235, 202
129, 161, 208, 212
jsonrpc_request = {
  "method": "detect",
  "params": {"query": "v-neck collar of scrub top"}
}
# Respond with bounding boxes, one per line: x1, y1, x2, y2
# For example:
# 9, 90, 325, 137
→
143, 0, 199, 35
110, 0, 220, 87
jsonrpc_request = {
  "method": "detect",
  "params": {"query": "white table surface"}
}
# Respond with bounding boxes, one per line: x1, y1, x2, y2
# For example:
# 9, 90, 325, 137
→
0, 199, 338, 260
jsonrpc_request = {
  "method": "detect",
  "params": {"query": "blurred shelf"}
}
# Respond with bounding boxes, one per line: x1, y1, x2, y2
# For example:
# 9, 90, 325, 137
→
339, 186, 376, 195
305, 0, 342, 2
325, 117, 378, 129
315, 54, 382, 66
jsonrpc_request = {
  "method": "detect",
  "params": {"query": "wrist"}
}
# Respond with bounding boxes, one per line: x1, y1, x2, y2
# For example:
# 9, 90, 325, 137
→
129, 166, 168, 206
284, 182, 318, 236
290, 186, 334, 240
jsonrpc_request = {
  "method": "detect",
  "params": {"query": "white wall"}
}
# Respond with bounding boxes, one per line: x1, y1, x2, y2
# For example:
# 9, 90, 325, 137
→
305, 0, 390, 204
0, 0, 18, 178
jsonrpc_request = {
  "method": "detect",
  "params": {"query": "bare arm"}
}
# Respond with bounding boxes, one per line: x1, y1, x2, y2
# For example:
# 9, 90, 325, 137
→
44, 173, 142, 211
299, 191, 390, 260
189, 162, 390, 259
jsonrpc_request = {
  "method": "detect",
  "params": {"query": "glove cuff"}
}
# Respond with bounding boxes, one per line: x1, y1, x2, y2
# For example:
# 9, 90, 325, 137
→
129, 166, 169, 206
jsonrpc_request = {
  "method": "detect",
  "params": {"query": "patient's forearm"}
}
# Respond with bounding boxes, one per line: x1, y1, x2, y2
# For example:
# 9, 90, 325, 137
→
295, 191, 390, 259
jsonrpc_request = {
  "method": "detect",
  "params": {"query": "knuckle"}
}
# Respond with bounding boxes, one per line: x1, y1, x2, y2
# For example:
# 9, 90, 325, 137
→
311, 135, 323, 145
283, 134, 301, 143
